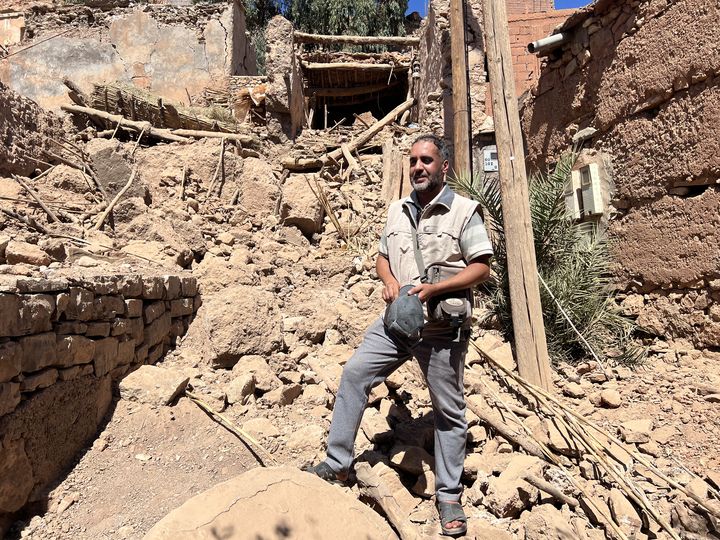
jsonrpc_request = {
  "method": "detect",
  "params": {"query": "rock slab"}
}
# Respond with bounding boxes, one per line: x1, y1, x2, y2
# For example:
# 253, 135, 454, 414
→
143, 466, 398, 540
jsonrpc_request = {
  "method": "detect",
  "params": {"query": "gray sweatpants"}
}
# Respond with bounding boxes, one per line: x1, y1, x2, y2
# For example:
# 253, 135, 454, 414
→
324, 317, 468, 502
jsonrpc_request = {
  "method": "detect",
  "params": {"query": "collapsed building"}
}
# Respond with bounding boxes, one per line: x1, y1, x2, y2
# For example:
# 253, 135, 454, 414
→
1, 0, 719, 538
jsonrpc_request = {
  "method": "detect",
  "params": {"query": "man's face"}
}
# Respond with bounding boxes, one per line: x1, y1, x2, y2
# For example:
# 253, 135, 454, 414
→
409, 140, 449, 194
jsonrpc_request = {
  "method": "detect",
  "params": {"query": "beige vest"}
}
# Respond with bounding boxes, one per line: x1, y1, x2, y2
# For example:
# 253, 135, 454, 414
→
384, 189, 480, 286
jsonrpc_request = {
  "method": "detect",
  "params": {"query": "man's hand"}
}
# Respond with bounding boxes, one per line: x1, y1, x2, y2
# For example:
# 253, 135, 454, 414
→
382, 281, 401, 303
408, 283, 437, 303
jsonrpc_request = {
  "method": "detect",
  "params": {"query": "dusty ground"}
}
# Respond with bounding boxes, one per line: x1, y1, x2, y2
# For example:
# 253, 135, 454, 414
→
2, 78, 719, 540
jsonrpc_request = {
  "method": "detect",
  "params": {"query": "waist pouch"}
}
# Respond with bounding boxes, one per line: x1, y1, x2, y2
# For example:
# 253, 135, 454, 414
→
426, 266, 472, 328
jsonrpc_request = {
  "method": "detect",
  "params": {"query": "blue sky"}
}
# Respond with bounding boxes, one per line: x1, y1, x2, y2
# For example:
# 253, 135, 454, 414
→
405, 0, 591, 16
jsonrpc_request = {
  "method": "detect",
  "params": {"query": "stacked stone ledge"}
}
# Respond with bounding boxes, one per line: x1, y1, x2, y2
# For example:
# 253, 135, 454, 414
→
0, 273, 201, 418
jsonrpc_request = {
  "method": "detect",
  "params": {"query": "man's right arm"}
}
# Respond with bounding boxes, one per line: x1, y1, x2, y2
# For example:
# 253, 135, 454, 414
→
376, 254, 400, 304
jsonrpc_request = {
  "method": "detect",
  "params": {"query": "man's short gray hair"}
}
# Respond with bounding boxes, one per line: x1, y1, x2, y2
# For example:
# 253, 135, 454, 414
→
412, 134, 449, 162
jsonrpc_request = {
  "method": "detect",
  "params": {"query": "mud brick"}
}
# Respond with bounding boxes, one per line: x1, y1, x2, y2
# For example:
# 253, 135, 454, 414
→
93, 337, 119, 377
164, 275, 182, 300
0, 341, 21, 382
20, 368, 58, 392
116, 338, 135, 366
118, 274, 143, 297
85, 322, 111, 338
94, 295, 125, 320
144, 301, 166, 324
170, 298, 194, 317
0, 381, 21, 416
142, 277, 164, 300
66, 288, 95, 321
180, 276, 197, 297
125, 298, 143, 318
56, 335, 95, 367
144, 312, 171, 348
20, 332, 57, 372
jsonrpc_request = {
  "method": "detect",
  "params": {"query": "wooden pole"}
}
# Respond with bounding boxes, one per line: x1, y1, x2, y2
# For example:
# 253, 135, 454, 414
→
449, 0, 471, 177
482, 0, 552, 390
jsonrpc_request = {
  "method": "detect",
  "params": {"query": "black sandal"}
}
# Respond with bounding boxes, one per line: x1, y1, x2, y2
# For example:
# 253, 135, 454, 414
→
437, 500, 467, 537
303, 462, 347, 485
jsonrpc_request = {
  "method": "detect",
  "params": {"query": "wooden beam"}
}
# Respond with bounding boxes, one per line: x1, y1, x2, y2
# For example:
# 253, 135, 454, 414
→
294, 32, 419, 47
306, 81, 400, 97
282, 98, 415, 171
301, 61, 409, 71
449, 0, 471, 176
482, 0, 552, 390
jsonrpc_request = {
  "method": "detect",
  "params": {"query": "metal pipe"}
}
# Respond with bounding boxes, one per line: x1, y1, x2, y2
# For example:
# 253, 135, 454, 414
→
527, 32, 570, 55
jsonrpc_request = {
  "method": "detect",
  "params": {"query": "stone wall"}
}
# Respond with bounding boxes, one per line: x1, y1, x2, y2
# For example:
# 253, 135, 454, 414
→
0, 1, 256, 111
521, 0, 720, 349
0, 272, 200, 523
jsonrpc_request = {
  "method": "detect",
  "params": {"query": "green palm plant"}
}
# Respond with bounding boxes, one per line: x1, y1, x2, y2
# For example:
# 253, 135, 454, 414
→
450, 152, 646, 366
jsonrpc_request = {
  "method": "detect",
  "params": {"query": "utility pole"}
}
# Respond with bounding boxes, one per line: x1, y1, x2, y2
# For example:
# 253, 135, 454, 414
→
481, 0, 552, 390
449, 0, 471, 177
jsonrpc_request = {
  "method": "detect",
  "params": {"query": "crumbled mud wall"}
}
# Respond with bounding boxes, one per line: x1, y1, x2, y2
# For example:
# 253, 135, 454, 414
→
416, 0, 489, 171
0, 81, 67, 177
521, 0, 720, 348
0, 1, 256, 111
0, 273, 200, 522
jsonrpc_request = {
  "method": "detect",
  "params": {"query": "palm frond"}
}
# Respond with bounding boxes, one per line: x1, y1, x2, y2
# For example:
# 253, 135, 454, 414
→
450, 154, 646, 367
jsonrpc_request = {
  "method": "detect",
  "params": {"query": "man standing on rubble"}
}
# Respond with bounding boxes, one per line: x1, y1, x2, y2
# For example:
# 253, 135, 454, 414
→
306, 134, 493, 537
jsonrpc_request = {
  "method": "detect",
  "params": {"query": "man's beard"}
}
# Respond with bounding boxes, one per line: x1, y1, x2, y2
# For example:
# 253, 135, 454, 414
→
411, 171, 444, 193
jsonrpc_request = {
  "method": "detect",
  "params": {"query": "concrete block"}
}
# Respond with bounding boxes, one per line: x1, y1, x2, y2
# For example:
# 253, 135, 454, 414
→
20, 332, 57, 372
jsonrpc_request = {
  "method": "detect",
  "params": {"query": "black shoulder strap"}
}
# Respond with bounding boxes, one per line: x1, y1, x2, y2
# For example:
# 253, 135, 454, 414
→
403, 205, 428, 284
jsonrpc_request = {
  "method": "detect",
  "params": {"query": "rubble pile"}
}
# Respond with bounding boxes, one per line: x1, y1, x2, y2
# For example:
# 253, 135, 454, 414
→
1, 55, 719, 540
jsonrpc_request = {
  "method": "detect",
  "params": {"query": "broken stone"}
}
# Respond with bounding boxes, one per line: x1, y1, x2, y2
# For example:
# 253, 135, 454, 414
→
261, 383, 302, 406
619, 419, 653, 444
388, 444, 434, 476
0, 381, 21, 416
232, 355, 281, 392
5, 240, 51, 266
371, 461, 420, 518
521, 503, 577, 540
286, 424, 325, 450
241, 417, 280, 440
360, 407, 393, 443
143, 466, 396, 540
280, 174, 324, 236
411, 469, 435, 498
599, 388, 622, 408
0, 341, 21, 382
472, 333, 516, 371
608, 488, 642, 537
119, 365, 189, 406
20, 368, 58, 392
225, 374, 255, 405
485, 454, 544, 518
563, 382, 586, 399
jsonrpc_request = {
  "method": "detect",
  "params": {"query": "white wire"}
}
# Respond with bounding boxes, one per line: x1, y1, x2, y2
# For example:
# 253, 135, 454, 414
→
536, 272, 612, 379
